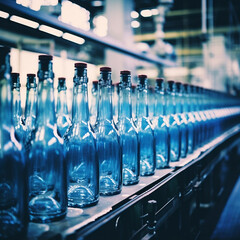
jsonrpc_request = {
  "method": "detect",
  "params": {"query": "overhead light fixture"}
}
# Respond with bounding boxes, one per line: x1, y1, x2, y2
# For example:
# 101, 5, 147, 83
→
131, 11, 139, 19
131, 20, 140, 28
151, 9, 159, 15
62, 33, 85, 45
39, 25, 63, 37
0, 10, 9, 19
10, 15, 39, 28
140, 9, 152, 17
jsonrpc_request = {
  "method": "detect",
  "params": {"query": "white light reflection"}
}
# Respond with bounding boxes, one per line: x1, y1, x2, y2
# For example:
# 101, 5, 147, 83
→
62, 33, 85, 45
140, 9, 152, 17
10, 15, 39, 29
0, 10, 9, 19
39, 25, 63, 37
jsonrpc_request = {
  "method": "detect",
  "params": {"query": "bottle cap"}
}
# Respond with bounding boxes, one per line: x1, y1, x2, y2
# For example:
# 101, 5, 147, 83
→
39, 55, 52, 61
27, 73, 37, 89
167, 80, 175, 92
175, 82, 182, 93
120, 70, 131, 75
100, 67, 111, 72
138, 74, 147, 88
75, 62, 87, 68
11, 72, 20, 88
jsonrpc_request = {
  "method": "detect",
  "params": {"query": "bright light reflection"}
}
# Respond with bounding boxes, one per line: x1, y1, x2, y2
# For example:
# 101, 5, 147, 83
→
131, 11, 139, 19
93, 15, 108, 37
140, 9, 152, 17
131, 20, 140, 28
39, 25, 63, 37
151, 8, 159, 15
62, 33, 85, 45
10, 15, 39, 29
0, 10, 9, 19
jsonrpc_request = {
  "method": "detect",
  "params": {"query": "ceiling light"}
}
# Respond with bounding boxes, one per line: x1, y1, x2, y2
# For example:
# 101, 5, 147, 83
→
131, 11, 139, 19
140, 9, 152, 17
10, 15, 39, 28
62, 33, 85, 45
131, 20, 140, 28
0, 10, 9, 19
151, 9, 159, 15
39, 25, 63, 37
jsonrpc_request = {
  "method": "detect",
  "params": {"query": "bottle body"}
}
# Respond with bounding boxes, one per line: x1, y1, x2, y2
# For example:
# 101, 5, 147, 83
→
95, 68, 122, 195
137, 75, 155, 176
118, 71, 139, 185
0, 47, 28, 239
27, 55, 67, 223
65, 63, 99, 207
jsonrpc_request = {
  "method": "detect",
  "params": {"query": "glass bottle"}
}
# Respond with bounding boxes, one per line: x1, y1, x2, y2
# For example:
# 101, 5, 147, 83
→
90, 80, 98, 126
166, 81, 181, 162
148, 86, 155, 122
112, 82, 119, 124
175, 82, 188, 158
11, 72, 25, 141
131, 84, 137, 123
136, 75, 155, 176
0, 46, 28, 239
25, 73, 37, 139
95, 67, 122, 195
183, 83, 196, 154
153, 78, 169, 168
27, 55, 67, 223
117, 70, 139, 185
56, 77, 71, 137
65, 63, 99, 207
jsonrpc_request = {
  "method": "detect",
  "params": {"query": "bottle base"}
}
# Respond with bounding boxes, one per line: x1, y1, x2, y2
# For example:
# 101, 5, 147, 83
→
123, 179, 139, 186
68, 198, 98, 208
100, 189, 121, 196
140, 171, 155, 176
29, 211, 66, 223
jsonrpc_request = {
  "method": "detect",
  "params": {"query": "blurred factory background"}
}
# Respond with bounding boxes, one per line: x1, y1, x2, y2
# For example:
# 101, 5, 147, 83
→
0, 0, 240, 106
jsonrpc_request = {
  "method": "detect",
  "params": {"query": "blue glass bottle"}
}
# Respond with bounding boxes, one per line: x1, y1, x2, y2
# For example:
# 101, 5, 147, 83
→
166, 81, 181, 162
11, 72, 25, 141
148, 86, 155, 122
131, 84, 137, 123
56, 77, 71, 137
183, 84, 196, 153
0, 46, 28, 239
65, 63, 99, 207
117, 70, 139, 185
175, 82, 188, 158
95, 67, 122, 195
112, 82, 119, 124
28, 55, 67, 223
153, 78, 170, 168
90, 81, 98, 126
136, 75, 155, 176
25, 74, 37, 140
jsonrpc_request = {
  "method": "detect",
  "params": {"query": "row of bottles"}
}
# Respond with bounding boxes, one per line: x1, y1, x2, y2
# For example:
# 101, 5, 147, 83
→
1, 46, 240, 239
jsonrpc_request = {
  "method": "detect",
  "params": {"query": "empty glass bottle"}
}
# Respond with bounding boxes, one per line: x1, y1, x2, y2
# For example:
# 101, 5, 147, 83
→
27, 55, 67, 223
112, 82, 119, 124
117, 70, 139, 185
90, 80, 98, 126
166, 81, 181, 162
95, 67, 122, 195
25, 73, 37, 140
11, 72, 25, 141
0, 46, 28, 239
65, 63, 99, 207
148, 86, 155, 122
131, 84, 137, 123
136, 75, 155, 176
153, 78, 169, 168
175, 82, 188, 158
56, 77, 71, 137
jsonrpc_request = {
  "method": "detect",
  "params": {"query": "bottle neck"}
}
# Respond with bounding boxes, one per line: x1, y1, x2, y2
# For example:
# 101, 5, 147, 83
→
36, 79, 56, 126
72, 83, 89, 123
0, 78, 12, 127
12, 87, 22, 126
119, 86, 132, 119
25, 87, 37, 129
175, 93, 183, 114
155, 90, 165, 116
182, 91, 190, 113
98, 84, 113, 121
137, 88, 148, 118
57, 89, 68, 116
165, 91, 176, 115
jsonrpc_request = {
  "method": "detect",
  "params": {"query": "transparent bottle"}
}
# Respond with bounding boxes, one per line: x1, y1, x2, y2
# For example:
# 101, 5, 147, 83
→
56, 77, 71, 137
153, 78, 169, 168
175, 82, 188, 158
27, 55, 67, 223
11, 72, 25, 141
136, 75, 155, 176
112, 82, 119, 124
25, 73, 37, 140
148, 86, 155, 122
90, 80, 98, 126
95, 67, 122, 195
0, 46, 28, 239
166, 81, 181, 162
183, 83, 196, 154
65, 63, 99, 207
131, 84, 137, 123
117, 70, 139, 185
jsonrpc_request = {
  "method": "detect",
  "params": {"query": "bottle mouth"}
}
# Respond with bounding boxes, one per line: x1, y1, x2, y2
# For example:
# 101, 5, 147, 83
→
120, 70, 131, 75
75, 62, 87, 68
39, 55, 53, 61
100, 67, 111, 72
